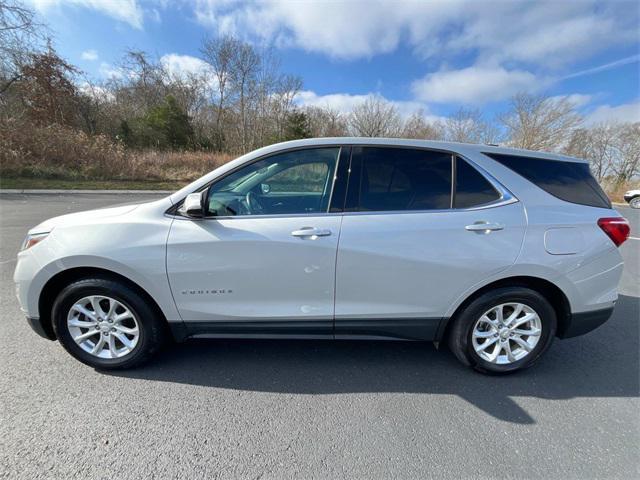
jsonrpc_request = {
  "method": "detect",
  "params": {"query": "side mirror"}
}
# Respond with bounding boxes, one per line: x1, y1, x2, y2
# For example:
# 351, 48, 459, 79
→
260, 183, 271, 194
181, 192, 205, 218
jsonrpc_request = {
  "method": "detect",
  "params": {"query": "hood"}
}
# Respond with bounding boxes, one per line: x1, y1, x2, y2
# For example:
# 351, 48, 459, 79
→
28, 204, 140, 234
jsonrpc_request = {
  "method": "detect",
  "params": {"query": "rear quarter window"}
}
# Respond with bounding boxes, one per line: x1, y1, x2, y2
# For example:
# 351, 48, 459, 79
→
454, 157, 501, 208
484, 153, 611, 209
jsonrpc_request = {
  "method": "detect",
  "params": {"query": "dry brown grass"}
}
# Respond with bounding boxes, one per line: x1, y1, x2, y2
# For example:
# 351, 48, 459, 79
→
0, 118, 232, 182
603, 180, 640, 204
128, 150, 232, 181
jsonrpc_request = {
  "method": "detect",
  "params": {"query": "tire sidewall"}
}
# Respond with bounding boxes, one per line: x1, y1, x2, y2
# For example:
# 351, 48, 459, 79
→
455, 288, 557, 374
52, 279, 158, 369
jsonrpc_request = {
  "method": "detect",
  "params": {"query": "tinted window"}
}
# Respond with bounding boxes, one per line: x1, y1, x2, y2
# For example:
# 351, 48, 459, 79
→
357, 147, 452, 211
206, 147, 339, 216
454, 157, 500, 208
484, 153, 611, 208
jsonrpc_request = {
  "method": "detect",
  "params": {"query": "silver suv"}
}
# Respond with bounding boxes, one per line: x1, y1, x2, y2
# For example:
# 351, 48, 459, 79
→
14, 138, 631, 374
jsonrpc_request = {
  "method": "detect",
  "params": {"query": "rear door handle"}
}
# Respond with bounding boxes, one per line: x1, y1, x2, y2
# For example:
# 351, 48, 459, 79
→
291, 227, 332, 238
465, 222, 505, 232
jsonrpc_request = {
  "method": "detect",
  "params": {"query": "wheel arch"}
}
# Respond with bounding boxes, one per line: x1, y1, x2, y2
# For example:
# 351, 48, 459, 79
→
437, 276, 572, 342
38, 267, 173, 341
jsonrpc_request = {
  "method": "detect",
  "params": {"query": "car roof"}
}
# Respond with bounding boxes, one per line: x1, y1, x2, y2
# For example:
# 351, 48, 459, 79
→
265, 137, 588, 164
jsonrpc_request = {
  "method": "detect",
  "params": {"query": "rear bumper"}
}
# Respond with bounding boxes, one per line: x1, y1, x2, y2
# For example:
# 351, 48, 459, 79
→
558, 307, 614, 339
26, 316, 56, 340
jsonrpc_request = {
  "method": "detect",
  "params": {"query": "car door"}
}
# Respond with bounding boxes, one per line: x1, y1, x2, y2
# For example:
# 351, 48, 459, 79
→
334, 147, 526, 340
166, 146, 347, 336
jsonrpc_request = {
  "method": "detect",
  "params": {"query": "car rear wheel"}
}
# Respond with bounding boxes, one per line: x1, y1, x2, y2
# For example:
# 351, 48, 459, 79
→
630, 196, 640, 209
52, 278, 166, 369
448, 287, 557, 374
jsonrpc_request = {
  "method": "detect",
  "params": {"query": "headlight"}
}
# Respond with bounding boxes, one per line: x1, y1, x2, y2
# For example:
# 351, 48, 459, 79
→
21, 232, 50, 251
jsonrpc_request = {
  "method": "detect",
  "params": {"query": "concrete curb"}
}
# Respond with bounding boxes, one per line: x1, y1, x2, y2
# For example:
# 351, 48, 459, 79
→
0, 189, 173, 194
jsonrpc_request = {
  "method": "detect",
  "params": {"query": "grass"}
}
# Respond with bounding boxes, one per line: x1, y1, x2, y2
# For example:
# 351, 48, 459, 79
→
0, 177, 185, 191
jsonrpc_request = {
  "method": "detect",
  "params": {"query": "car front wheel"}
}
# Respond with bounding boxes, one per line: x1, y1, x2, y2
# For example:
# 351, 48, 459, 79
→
448, 287, 557, 374
52, 278, 166, 369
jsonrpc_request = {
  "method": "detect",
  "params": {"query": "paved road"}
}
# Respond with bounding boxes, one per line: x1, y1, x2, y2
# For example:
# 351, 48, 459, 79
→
1, 194, 638, 480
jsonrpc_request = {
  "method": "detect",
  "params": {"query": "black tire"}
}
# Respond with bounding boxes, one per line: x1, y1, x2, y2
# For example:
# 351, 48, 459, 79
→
52, 278, 166, 370
447, 287, 557, 374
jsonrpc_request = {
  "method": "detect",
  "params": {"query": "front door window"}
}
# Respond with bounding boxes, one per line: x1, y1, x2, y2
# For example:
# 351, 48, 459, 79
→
206, 148, 340, 216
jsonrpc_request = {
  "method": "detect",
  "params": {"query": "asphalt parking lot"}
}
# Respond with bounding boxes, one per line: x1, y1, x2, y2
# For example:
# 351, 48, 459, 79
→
0, 193, 638, 479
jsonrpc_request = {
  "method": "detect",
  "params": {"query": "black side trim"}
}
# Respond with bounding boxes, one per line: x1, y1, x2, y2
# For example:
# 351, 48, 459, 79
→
329, 146, 351, 213
26, 316, 56, 340
185, 320, 333, 338
558, 307, 614, 339
335, 318, 442, 341
167, 321, 189, 342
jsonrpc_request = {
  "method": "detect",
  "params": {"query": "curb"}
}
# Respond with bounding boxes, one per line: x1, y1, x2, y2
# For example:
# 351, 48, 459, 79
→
0, 189, 173, 194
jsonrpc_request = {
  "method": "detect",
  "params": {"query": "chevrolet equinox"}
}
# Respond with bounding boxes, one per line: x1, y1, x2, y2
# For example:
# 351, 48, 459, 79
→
14, 138, 631, 374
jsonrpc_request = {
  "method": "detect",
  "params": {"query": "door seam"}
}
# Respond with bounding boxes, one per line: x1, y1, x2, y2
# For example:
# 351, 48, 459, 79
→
332, 214, 345, 338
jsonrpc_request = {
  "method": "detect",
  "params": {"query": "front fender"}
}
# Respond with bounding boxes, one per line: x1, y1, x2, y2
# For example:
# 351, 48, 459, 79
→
25, 255, 182, 323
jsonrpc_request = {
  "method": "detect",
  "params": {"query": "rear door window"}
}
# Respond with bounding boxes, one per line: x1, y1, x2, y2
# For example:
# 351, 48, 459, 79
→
353, 147, 452, 211
484, 153, 611, 208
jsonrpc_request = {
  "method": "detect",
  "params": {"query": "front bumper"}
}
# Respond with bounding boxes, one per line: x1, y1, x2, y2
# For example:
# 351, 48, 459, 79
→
26, 316, 56, 340
557, 307, 614, 339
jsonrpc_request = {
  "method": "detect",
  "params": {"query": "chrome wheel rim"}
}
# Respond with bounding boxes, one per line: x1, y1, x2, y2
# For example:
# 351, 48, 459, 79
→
630, 197, 640, 209
471, 302, 542, 365
67, 295, 140, 359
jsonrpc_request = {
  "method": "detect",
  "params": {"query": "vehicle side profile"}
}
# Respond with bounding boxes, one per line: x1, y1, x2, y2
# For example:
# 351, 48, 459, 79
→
14, 138, 631, 374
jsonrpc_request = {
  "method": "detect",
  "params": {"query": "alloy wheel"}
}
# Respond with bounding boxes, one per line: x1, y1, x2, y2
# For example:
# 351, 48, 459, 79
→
67, 295, 140, 359
471, 302, 542, 365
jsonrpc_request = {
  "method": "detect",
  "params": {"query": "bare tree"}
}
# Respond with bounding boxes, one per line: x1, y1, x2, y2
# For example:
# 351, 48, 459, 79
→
348, 95, 402, 137
0, 0, 44, 95
200, 35, 238, 150
564, 124, 618, 180
228, 41, 260, 152
402, 109, 444, 140
612, 123, 640, 183
16, 43, 80, 126
499, 93, 582, 151
270, 74, 303, 141
304, 106, 347, 137
444, 107, 499, 144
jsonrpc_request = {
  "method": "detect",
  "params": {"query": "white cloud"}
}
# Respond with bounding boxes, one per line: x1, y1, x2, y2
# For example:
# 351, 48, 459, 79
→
549, 94, 593, 108
585, 101, 640, 125
99, 62, 124, 80
81, 49, 98, 61
295, 90, 443, 122
30, 0, 144, 29
78, 82, 115, 102
160, 54, 213, 81
411, 66, 540, 104
192, 0, 637, 66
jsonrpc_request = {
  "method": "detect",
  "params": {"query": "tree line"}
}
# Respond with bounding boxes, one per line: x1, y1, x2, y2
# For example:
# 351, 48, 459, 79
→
0, 0, 638, 187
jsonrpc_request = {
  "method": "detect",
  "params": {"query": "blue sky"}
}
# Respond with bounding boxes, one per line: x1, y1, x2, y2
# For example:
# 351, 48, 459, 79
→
29, 0, 640, 124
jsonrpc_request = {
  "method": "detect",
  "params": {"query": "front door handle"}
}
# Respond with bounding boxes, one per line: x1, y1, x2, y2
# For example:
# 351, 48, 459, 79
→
291, 227, 332, 238
465, 222, 505, 233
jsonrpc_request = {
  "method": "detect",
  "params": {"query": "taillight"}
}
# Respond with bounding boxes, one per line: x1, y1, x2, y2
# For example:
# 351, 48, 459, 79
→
598, 217, 630, 247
